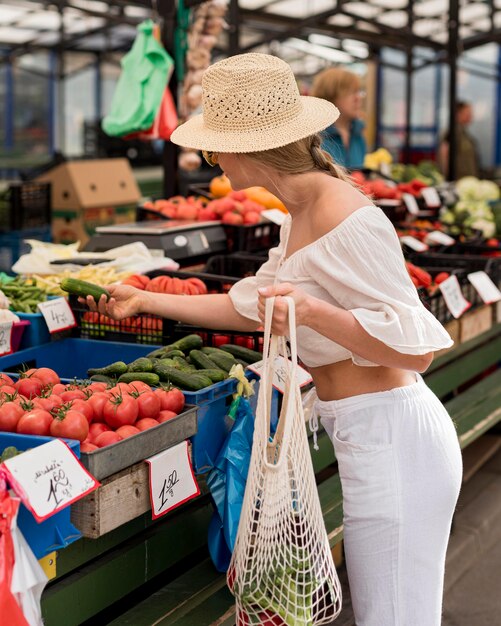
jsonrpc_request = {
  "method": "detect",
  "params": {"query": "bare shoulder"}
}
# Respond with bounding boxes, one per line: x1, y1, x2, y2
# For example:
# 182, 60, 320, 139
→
312, 176, 374, 234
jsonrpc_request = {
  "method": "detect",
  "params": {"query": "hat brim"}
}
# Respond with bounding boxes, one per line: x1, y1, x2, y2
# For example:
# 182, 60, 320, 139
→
170, 97, 340, 153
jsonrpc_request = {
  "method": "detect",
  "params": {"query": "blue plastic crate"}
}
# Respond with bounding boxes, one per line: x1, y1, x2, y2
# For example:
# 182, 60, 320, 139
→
0, 338, 278, 473
0, 226, 52, 274
0, 432, 82, 559
16, 311, 51, 349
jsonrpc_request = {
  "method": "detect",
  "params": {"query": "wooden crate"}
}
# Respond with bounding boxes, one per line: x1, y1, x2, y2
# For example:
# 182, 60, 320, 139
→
71, 462, 150, 539
436, 319, 460, 357
460, 306, 493, 344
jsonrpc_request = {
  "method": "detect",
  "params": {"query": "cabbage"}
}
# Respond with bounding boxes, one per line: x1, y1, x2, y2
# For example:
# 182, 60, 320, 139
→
456, 177, 500, 202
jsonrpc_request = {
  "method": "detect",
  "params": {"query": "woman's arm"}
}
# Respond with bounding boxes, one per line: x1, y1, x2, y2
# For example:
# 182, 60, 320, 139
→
258, 284, 434, 373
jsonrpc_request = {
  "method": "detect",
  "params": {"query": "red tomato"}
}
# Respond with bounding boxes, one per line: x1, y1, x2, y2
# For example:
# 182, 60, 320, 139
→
213, 335, 230, 347
137, 391, 161, 420
32, 367, 60, 387
86, 382, 108, 393
157, 410, 177, 423
0, 402, 24, 432
17, 409, 52, 436
128, 381, 152, 394
68, 399, 94, 424
86, 392, 108, 423
50, 410, 89, 442
35, 394, 63, 413
103, 394, 139, 429
115, 425, 141, 439
89, 422, 111, 442
94, 431, 122, 448
155, 388, 185, 414
81, 441, 98, 453
135, 418, 159, 431
60, 389, 86, 402
15, 377, 44, 398
0, 374, 14, 386
110, 383, 131, 395
52, 383, 66, 396
0, 385, 17, 398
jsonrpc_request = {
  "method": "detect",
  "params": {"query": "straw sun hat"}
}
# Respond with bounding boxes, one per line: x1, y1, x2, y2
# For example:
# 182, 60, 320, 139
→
170, 53, 340, 153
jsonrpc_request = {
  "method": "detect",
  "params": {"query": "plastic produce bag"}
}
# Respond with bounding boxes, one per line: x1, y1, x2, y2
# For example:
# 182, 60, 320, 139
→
125, 87, 178, 141
102, 20, 174, 137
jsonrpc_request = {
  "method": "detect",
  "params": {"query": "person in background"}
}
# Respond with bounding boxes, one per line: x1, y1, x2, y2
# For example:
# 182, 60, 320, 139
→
310, 67, 366, 169
439, 101, 480, 179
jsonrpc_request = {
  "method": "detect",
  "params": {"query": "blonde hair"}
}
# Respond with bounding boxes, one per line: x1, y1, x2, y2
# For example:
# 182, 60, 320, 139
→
311, 67, 361, 104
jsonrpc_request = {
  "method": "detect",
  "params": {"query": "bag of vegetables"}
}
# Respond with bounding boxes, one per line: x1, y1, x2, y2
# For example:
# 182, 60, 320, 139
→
228, 298, 342, 626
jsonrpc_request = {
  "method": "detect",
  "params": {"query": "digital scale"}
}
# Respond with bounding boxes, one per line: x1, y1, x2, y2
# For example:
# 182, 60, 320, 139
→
84, 219, 229, 265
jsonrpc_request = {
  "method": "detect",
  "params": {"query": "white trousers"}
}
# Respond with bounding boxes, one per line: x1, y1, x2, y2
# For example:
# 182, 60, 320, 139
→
317, 376, 462, 626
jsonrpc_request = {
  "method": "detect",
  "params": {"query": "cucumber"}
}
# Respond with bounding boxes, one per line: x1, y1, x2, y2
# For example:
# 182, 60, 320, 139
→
201, 347, 233, 357
155, 367, 212, 391
127, 357, 154, 373
220, 344, 262, 364
162, 349, 186, 359
87, 361, 128, 377
117, 372, 160, 386
60, 278, 111, 303
189, 349, 224, 371
165, 334, 203, 353
172, 356, 196, 372
153, 358, 178, 371
89, 374, 116, 384
193, 369, 228, 383
207, 351, 236, 373
146, 346, 169, 359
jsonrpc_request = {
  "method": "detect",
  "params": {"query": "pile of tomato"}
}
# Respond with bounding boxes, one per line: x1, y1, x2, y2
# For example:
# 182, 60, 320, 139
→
0, 368, 185, 453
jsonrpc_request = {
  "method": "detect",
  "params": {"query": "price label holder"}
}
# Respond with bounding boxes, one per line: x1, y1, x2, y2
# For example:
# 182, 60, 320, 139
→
399, 236, 429, 252
0, 321, 13, 356
1, 439, 99, 522
424, 230, 455, 246
421, 187, 442, 208
261, 209, 286, 226
146, 441, 200, 520
247, 355, 313, 394
402, 193, 420, 216
439, 275, 472, 319
467, 271, 501, 304
38, 297, 77, 334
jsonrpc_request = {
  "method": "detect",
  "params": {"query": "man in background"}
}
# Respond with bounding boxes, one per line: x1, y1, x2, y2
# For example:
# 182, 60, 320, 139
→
439, 101, 480, 179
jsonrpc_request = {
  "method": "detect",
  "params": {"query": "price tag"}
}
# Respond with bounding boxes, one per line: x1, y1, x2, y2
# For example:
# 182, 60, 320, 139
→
1, 439, 99, 522
247, 356, 313, 393
380, 163, 391, 177
402, 193, 420, 215
467, 271, 501, 304
0, 321, 13, 356
421, 187, 442, 208
399, 236, 429, 252
146, 441, 200, 520
439, 275, 472, 319
261, 209, 286, 226
424, 230, 455, 246
38, 298, 77, 334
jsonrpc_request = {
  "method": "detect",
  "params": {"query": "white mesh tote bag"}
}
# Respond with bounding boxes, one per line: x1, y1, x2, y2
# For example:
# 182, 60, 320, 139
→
228, 297, 342, 626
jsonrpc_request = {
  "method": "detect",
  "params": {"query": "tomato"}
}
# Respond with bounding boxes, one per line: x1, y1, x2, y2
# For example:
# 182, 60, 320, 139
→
109, 383, 131, 395
0, 385, 17, 398
103, 394, 138, 429
88, 422, 111, 442
94, 431, 122, 448
81, 441, 98, 453
50, 410, 89, 442
35, 394, 63, 413
135, 418, 159, 431
15, 377, 44, 398
137, 391, 161, 420
157, 410, 177, 424
68, 399, 94, 424
0, 374, 14, 386
86, 392, 108, 423
60, 389, 86, 402
32, 367, 60, 387
52, 383, 66, 396
0, 402, 24, 432
155, 388, 185, 414
213, 335, 230, 347
17, 409, 52, 436
115, 425, 141, 439
86, 382, 108, 393
128, 381, 152, 394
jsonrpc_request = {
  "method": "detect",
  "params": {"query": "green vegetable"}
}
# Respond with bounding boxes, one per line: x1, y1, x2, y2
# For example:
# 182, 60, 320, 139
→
220, 344, 262, 364
89, 374, 116, 384
60, 278, 111, 303
155, 367, 212, 390
87, 361, 128, 377
146, 346, 170, 359
189, 349, 224, 371
1, 446, 21, 462
118, 372, 160, 385
207, 351, 236, 373
192, 368, 228, 382
172, 356, 196, 372
127, 357, 154, 373
164, 334, 203, 353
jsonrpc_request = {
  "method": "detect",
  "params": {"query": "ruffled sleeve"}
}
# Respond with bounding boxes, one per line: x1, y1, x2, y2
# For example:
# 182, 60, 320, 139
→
301, 206, 453, 365
228, 216, 290, 322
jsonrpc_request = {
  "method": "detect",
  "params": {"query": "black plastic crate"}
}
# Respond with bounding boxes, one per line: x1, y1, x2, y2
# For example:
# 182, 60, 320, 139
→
223, 221, 281, 253
0, 182, 51, 231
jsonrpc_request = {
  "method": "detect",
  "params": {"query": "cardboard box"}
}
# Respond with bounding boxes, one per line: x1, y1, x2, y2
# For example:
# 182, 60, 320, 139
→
52, 205, 135, 246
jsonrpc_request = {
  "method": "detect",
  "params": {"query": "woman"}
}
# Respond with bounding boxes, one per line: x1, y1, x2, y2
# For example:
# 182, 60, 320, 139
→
84, 53, 462, 625
310, 67, 366, 169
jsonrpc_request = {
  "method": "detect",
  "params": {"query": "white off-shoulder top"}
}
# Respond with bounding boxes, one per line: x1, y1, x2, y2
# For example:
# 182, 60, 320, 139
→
228, 204, 453, 368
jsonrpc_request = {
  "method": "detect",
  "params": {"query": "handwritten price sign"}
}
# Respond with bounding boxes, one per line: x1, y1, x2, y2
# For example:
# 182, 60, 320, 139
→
38, 298, 77, 334
1, 439, 99, 522
247, 355, 313, 394
439, 275, 472, 319
0, 321, 13, 356
146, 441, 199, 520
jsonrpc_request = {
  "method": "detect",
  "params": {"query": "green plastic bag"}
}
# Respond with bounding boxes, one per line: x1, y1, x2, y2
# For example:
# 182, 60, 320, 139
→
102, 20, 174, 137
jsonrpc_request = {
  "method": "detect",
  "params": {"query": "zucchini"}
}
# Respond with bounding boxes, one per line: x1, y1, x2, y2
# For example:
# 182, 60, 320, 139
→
117, 372, 160, 386
220, 344, 262, 364
155, 367, 212, 391
189, 349, 224, 371
60, 278, 111, 303
165, 334, 203, 353
193, 368, 228, 383
207, 351, 236, 373
127, 357, 154, 373
89, 374, 116, 384
87, 361, 128, 377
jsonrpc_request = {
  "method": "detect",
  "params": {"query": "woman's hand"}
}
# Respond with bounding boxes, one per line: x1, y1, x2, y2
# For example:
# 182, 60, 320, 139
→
79, 284, 145, 321
257, 283, 312, 335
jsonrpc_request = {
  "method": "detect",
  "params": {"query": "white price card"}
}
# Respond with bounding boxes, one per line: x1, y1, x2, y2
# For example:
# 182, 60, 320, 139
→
38, 297, 77, 334
467, 271, 501, 304
424, 230, 455, 246
261, 209, 286, 226
421, 187, 442, 208
399, 236, 429, 252
146, 441, 200, 520
247, 355, 313, 393
402, 193, 420, 215
380, 163, 391, 177
0, 439, 99, 522
0, 321, 13, 356
439, 275, 472, 319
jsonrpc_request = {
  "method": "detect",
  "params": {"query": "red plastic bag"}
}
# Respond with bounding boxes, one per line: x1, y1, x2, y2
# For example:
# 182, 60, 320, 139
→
124, 87, 178, 141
